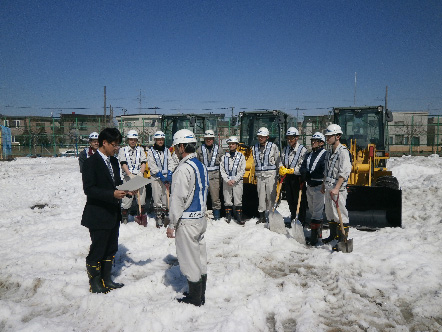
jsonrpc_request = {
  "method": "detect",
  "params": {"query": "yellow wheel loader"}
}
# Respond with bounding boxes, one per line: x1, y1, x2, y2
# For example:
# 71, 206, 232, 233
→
333, 106, 402, 229
237, 110, 295, 218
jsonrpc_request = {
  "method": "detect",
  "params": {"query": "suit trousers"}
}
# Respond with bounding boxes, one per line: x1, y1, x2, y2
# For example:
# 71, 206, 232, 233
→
86, 222, 120, 262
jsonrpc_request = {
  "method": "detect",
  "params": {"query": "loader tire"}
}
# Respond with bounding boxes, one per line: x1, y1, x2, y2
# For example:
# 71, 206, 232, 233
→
375, 176, 399, 190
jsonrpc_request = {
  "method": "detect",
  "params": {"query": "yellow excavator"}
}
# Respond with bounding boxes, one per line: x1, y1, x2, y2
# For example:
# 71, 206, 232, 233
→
333, 106, 402, 229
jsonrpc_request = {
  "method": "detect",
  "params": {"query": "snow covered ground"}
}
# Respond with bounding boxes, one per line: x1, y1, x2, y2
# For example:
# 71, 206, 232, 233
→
0, 156, 441, 332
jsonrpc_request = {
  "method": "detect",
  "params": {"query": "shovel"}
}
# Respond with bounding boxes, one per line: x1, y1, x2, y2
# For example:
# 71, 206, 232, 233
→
268, 175, 287, 234
291, 183, 306, 245
331, 193, 353, 253
134, 191, 147, 227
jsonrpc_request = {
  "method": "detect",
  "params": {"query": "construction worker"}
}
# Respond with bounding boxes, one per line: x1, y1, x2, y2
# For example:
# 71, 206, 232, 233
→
79, 132, 99, 173
167, 129, 208, 307
321, 124, 352, 251
196, 130, 222, 220
118, 130, 147, 224
147, 130, 176, 228
253, 127, 280, 224
300, 132, 327, 245
220, 136, 246, 224
279, 127, 307, 224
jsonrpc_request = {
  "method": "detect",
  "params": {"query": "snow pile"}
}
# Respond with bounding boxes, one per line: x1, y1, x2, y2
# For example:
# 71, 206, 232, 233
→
0, 156, 441, 331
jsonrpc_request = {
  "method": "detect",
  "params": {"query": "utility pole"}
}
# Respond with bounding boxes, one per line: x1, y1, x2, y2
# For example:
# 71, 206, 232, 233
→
354, 72, 357, 106
104, 86, 107, 125
385, 86, 388, 111
138, 89, 142, 113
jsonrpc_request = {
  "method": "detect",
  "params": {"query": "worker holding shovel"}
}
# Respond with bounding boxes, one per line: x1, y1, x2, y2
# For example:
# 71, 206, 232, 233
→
279, 127, 307, 225
300, 132, 327, 246
321, 124, 352, 252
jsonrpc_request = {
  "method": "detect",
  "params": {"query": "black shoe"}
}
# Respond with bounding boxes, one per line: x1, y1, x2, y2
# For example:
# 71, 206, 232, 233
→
86, 261, 109, 293
201, 274, 207, 305
322, 221, 338, 244
101, 256, 124, 289
178, 279, 202, 306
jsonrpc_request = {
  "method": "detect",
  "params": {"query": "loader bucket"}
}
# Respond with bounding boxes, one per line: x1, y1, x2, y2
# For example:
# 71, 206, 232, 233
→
346, 185, 402, 230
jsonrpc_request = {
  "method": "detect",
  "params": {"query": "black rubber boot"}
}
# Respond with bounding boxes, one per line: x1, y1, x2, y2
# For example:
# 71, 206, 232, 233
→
86, 261, 109, 293
256, 211, 266, 224
307, 220, 322, 246
201, 274, 207, 305
225, 207, 232, 224
122, 209, 129, 224
178, 279, 202, 306
235, 206, 244, 225
101, 256, 124, 289
333, 223, 350, 251
322, 221, 338, 244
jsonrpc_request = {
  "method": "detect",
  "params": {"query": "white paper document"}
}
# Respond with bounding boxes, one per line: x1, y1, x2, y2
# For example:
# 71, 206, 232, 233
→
117, 176, 152, 191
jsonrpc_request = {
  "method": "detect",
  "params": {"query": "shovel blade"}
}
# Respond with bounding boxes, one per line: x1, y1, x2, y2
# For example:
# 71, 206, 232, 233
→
268, 211, 286, 234
291, 219, 306, 245
337, 238, 353, 253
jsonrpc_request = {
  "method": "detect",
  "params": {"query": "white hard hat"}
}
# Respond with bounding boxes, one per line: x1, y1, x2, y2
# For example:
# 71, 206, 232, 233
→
204, 130, 215, 138
257, 127, 269, 137
286, 127, 299, 136
325, 124, 343, 136
173, 129, 197, 146
89, 132, 99, 140
227, 136, 239, 144
154, 131, 165, 139
311, 132, 326, 142
127, 130, 139, 139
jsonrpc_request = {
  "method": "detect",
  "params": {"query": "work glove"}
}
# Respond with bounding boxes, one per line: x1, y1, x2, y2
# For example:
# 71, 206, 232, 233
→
279, 166, 287, 176
166, 170, 173, 183
156, 172, 166, 183
286, 168, 295, 175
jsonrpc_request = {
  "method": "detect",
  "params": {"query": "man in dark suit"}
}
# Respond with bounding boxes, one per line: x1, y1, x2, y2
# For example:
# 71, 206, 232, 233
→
81, 127, 129, 293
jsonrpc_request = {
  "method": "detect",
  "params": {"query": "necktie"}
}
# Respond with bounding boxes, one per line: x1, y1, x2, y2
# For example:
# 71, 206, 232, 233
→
106, 158, 115, 183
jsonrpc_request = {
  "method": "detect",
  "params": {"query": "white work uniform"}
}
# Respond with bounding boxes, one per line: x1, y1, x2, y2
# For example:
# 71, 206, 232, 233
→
323, 143, 352, 224
196, 144, 222, 210
118, 145, 147, 209
146, 146, 176, 209
252, 141, 280, 212
169, 153, 209, 283
220, 151, 246, 207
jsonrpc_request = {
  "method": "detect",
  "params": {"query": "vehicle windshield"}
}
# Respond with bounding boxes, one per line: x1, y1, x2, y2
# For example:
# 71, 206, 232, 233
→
335, 109, 384, 150
161, 116, 206, 145
239, 113, 283, 148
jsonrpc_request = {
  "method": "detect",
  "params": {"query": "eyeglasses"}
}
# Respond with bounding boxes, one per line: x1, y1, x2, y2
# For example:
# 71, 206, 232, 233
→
286, 136, 298, 141
110, 143, 120, 148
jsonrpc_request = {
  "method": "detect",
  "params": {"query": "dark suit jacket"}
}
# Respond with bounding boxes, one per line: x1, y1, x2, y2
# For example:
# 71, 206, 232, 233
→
81, 152, 123, 230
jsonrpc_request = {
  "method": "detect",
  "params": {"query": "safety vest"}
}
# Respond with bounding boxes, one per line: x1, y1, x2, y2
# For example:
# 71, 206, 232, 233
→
254, 142, 277, 171
181, 158, 209, 219
306, 148, 327, 182
283, 144, 305, 169
123, 146, 142, 174
325, 145, 349, 187
201, 144, 219, 171
150, 147, 169, 175
223, 151, 243, 180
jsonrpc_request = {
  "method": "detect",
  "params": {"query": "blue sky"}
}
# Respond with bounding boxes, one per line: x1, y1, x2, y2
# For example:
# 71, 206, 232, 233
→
1, 0, 441, 118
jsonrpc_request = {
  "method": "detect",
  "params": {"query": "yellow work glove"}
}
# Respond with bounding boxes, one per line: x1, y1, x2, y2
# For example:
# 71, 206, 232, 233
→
279, 166, 288, 176
286, 168, 294, 175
